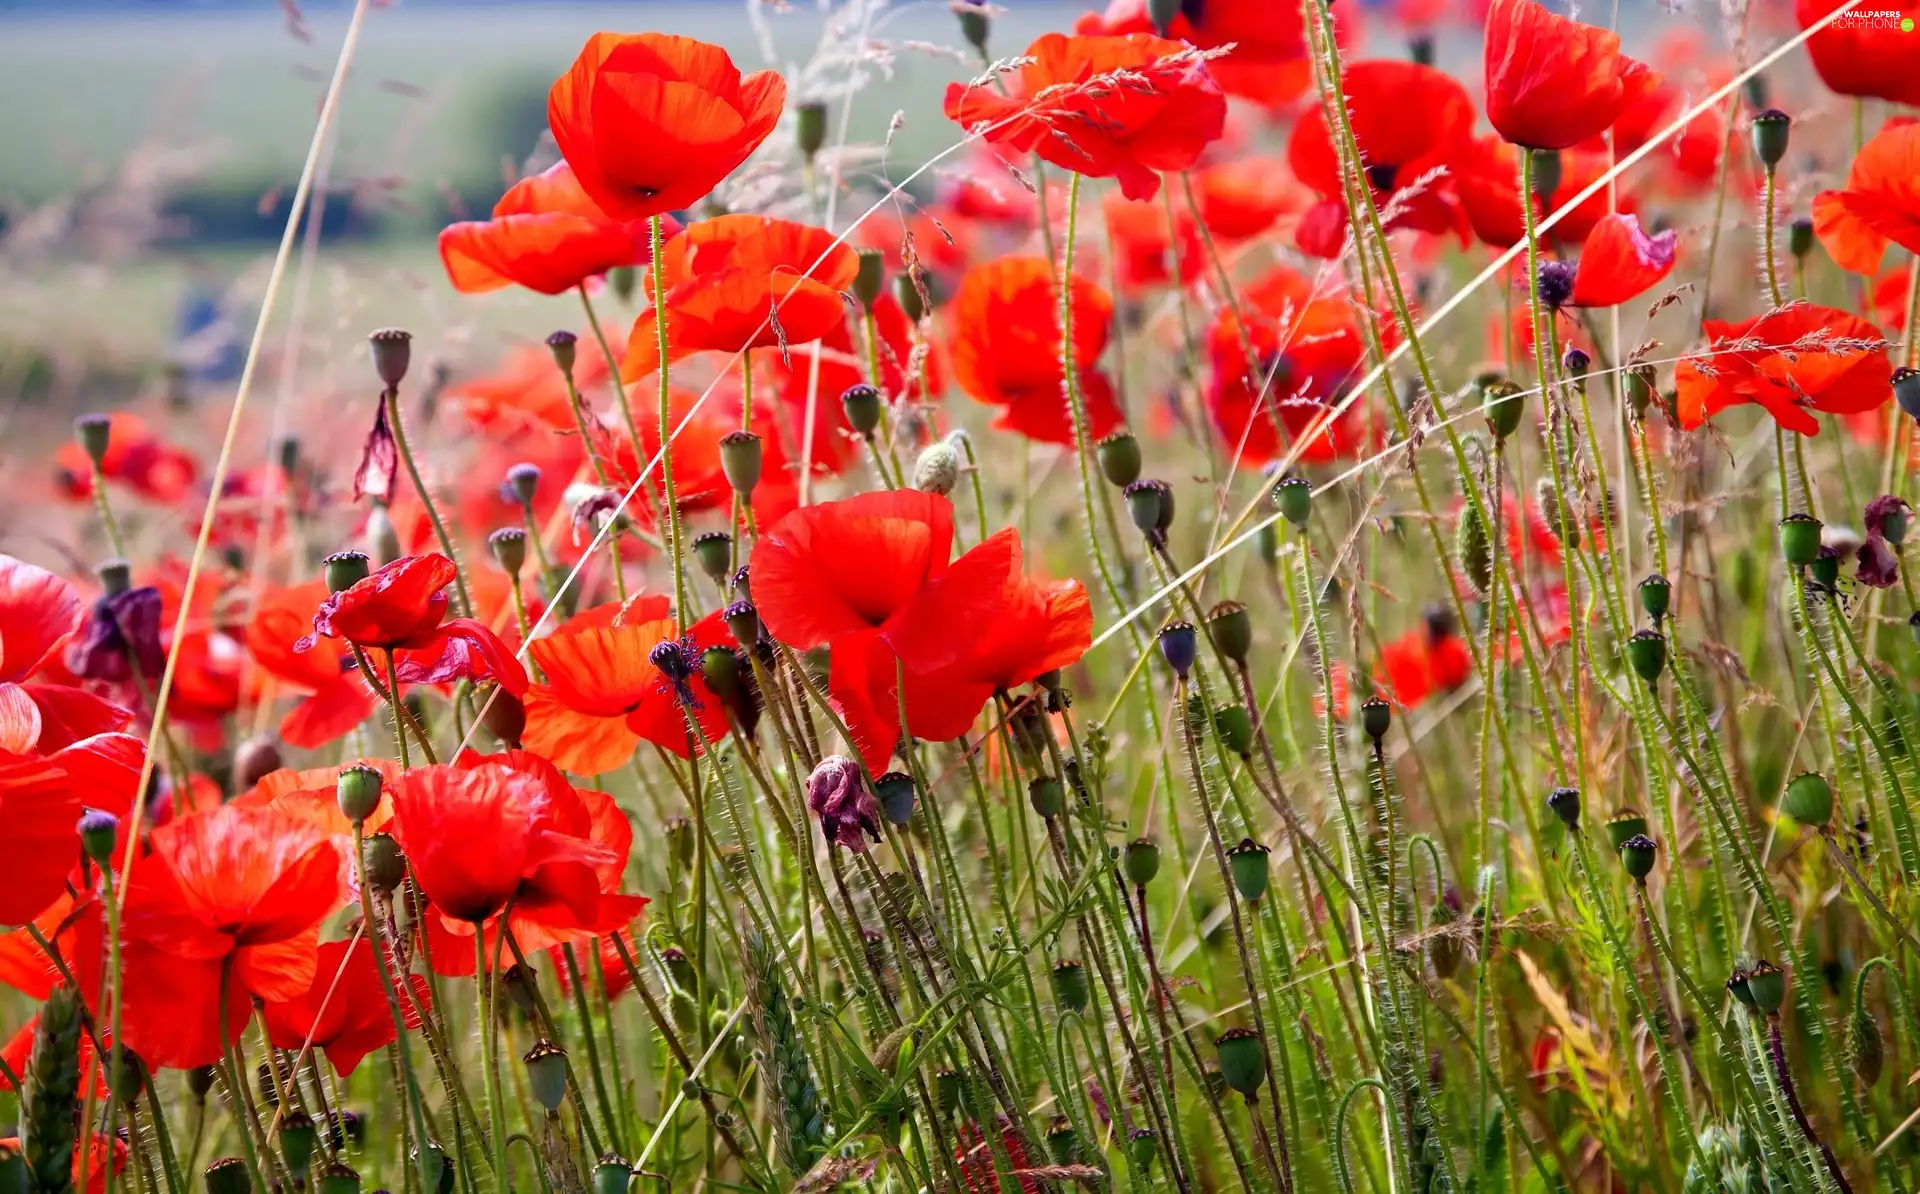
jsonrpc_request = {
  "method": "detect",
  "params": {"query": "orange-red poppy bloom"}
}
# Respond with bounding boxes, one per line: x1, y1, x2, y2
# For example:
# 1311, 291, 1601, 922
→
119, 803, 342, 1068
1205, 266, 1373, 467
53, 414, 198, 507
0, 556, 132, 756
948, 257, 1121, 446
548, 32, 785, 222
1797, 0, 1920, 107
0, 755, 81, 926
1483, 0, 1659, 150
1379, 614, 1474, 709
248, 582, 377, 749
1454, 137, 1625, 248
1539, 212, 1677, 310
440, 163, 667, 296
1075, 0, 1321, 108
294, 554, 528, 696
1812, 121, 1920, 276
1674, 304, 1892, 436
620, 215, 860, 384
0, 894, 101, 1001
1102, 190, 1203, 294
751, 490, 959, 653
261, 935, 429, 1076
943, 32, 1226, 202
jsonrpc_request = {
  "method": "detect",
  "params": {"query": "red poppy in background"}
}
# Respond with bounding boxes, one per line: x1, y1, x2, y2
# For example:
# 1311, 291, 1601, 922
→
0, 556, 132, 756
451, 339, 616, 436
439, 163, 664, 296
1190, 158, 1308, 243
943, 32, 1226, 202
248, 582, 377, 750
620, 215, 860, 384
548, 32, 785, 222
1675, 304, 1892, 436
262, 935, 429, 1076
1812, 121, 1920, 276
54, 414, 198, 507
1540, 212, 1677, 309
1797, 0, 1920, 107
294, 554, 528, 696
119, 803, 341, 1068
605, 373, 804, 524
1287, 60, 1475, 257
1, 1018, 109, 1099
948, 257, 1121, 446
1379, 614, 1474, 709
1455, 137, 1625, 247
1603, 71, 1738, 197
1075, 0, 1322, 108
1205, 266, 1372, 467
1103, 190, 1203, 294
1483, 0, 1659, 150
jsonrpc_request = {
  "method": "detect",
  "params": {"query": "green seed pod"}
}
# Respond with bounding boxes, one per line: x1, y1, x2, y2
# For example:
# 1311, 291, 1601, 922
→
852, 248, 885, 311
74, 413, 113, 469
724, 600, 760, 649
77, 810, 116, 866
414, 1141, 455, 1194
1096, 431, 1142, 487
280, 1109, 317, 1179
1456, 504, 1493, 596
841, 384, 883, 437
1810, 546, 1842, 589
1547, 786, 1580, 832
1045, 1115, 1080, 1165
719, 430, 763, 496
1124, 479, 1172, 540
1750, 108, 1791, 170
1483, 379, 1525, 441
1123, 837, 1161, 887
1360, 696, 1392, 745
1625, 628, 1667, 684
368, 327, 413, 390
1050, 960, 1089, 1014
1126, 1128, 1158, 1174
187, 1067, 216, 1099
361, 832, 407, 893
1851, 1009, 1885, 1087
795, 100, 827, 161
1274, 475, 1312, 528
1781, 772, 1834, 828
1205, 600, 1253, 665
524, 1040, 568, 1114
488, 526, 527, 576
1779, 513, 1823, 569
893, 270, 928, 322
323, 550, 371, 594
692, 531, 734, 583
874, 771, 916, 827
1214, 1027, 1267, 1098
1638, 573, 1672, 623
317, 1162, 362, 1194
1227, 838, 1272, 903
545, 330, 578, 378
700, 646, 740, 701
203, 1158, 251, 1194
1604, 809, 1649, 851
23, 985, 82, 1194
1213, 703, 1255, 758
1619, 833, 1658, 882
1256, 521, 1278, 567
1744, 959, 1787, 1016
1025, 775, 1062, 819
1789, 216, 1814, 259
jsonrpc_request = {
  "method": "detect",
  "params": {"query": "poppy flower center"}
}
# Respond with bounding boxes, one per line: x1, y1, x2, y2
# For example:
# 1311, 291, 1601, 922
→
1536, 259, 1575, 310
1364, 164, 1398, 192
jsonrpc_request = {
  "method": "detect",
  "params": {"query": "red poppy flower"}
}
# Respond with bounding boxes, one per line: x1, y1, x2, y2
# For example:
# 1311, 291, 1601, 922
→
1379, 617, 1474, 709
1602, 71, 1738, 197
1674, 304, 1892, 436
547, 32, 785, 223
261, 935, 429, 1076
948, 257, 1122, 446
1075, 0, 1321, 109
520, 599, 735, 772
1190, 157, 1309, 243
53, 414, 198, 507
1204, 266, 1373, 467
439, 163, 665, 296
1812, 121, 1920, 276
119, 803, 342, 1068
0, 556, 132, 756
294, 554, 528, 696
604, 373, 804, 526
1797, 0, 1920, 107
1103, 190, 1203, 294
388, 759, 613, 927
943, 32, 1227, 202
0, 755, 81, 926
620, 215, 860, 384
551, 924, 646, 1001
1483, 0, 1659, 150
1455, 137, 1626, 248
247, 582, 377, 750
1287, 61, 1475, 257
751, 490, 957, 652
1544, 212, 1677, 309
0, 894, 101, 1001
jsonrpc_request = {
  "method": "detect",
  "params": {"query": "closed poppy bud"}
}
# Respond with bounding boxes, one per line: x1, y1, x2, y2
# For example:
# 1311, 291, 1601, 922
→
1619, 833, 1658, 882
718, 429, 763, 496
1228, 838, 1271, 902
894, 269, 929, 322
795, 100, 828, 162
74, 413, 113, 468
1123, 837, 1161, 887
841, 384, 883, 437
1457, 504, 1493, 596
1604, 808, 1648, 851
1096, 431, 1142, 487
700, 646, 740, 701
1782, 772, 1834, 828
1789, 216, 1814, 259
724, 600, 760, 648
361, 832, 406, 893
1126, 1128, 1158, 1173
1779, 513, 1823, 568
204, 1158, 252, 1194
368, 328, 412, 389
187, 1067, 216, 1098
481, 686, 526, 749
546, 330, 577, 378
1851, 1010, 1885, 1087
1625, 628, 1666, 684
1274, 475, 1312, 528
1029, 775, 1065, 819
1409, 33, 1436, 64
1896, 369, 1920, 421
955, 0, 990, 56
852, 247, 885, 311
96, 558, 132, 597
692, 532, 733, 584
488, 527, 527, 576
1638, 573, 1671, 623
1125, 479, 1174, 541
77, 810, 117, 865
593, 1157, 632, 1194
1157, 620, 1197, 680
523, 1040, 568, 1113
875, 771, 916, 826
1726, 964, 1756, 1010
1205, 600, 1253, 665
1528, 148, 1562, 200
1744, 959, 1786, 1016
1483, 379, 1525, 441
1214, 1027, 1266, 1098
338, 764, 384, 824
323, 550, 371, 594
365, 503, 402, 566
1547, 786, 1580, 832
1750, 109, 1791, 170
1045, 1115, 1079, 1165
317, 1161, 361, 1194
1361, 696, 1391, 744
1050, 960, 1089, 1013
1563, 346, 1591, 377
1810, 545, 1843, 588
280, 1109, 317, 1178
1214, 703, 1254, 758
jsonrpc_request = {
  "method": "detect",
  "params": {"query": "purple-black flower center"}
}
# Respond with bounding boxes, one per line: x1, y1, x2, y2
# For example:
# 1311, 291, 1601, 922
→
1536, 260, 1575, 310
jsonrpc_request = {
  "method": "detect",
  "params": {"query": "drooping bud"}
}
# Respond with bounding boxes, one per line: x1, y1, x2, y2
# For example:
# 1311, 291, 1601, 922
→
1619, 833, 1658, 882
1781, 771, 1834, 828
367, 328, 413, 390
1779, 512, 1822, 568
913, 438, 962, 495
338, 764, 384, 824
361, 832, 406, 893
1547, 786, 1580, 832
1205, 600, 1252, 665
955, 0, 991, 57
1228, 838, 1271, 902
488, 527, 528, 576
853, 248, 885, 311
324, 550, 371, 594
74, 413, 113, 469
1625, 628, 1667, 684
1214, 1027, 1267, 1098
1750, 109, 1791, 171
1157, 620, 1197, 680
1123, 837, 1161, 887
894, 269, 929, 322
1049, 960, 1089, 1013
1097, 431, 1142, 487
692, 531, 733, 584
1851, 1010, 1885, 1087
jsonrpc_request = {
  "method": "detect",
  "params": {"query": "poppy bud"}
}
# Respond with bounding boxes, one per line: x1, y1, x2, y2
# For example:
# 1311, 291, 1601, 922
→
1212, 703, 1254, 758
1602, 809, 1648, 852
1126, 1128, 1158, 1173
505, 462, 541, 509
1563, 346, 1591, 377
1810, 545, 1842, 589
1482, 378, 1525, 440
365, 502, 402, 566
280, 1109, 317, 1178
1619, 833, 1657, 882
913, 438, 962, 495
1029, 774, 1065, 819
1123, 837, 1161, 887
1124, 479, 1174, 542
1779, 512, 1822, 568
894, 270, 929, 322
76, 808, 117, 865
367, 328, 412, 390
1638, 573, 1671, 623
1625, 628, 1666, 684
187, 1067, 216, 1098
546, 330, 577, 378
1427, 890, 1465, 978
1214, 1027, 1267, 1098
1547, 786, 1580, 832
317, 1161, 361, 1194
95, 558, 132, 598
204, 1158, 252, 1194
709, 428, 762, 498
415, 1141, 454, 1194
1096, 431, 1142, 487
841, 384, 883, 437
1535, 259, 1575, 311
1622, 365, 1656, 418
692, 531, 733, 584
955, 0, 990, 56
699, 646, 740, 701
853, 248, 885, 311
724, 600, 760, 648
1157, 620, 1197, 680
74, 413, 113, 468
324, 550, 371, 594
1050, 959, 1089, 1013
1750, 109, 1791, 171
592, 1157, 632, 1194
1044, 1114, 1080, 1165
1456, 504, 1493, 596
1527, 148, 1561, 201
523, 1040, 568, 1113
1788, 216, 1814, 259
489, 527, 527, 576
793, 99, 829, 162
1851, 1009, 1885, 1087
1228, 838, 1271, 902
1409, 33, 1436, 65
361, 832, 406, 893
1205, 600, 1253, 665
1782, 771, 1833, 828
1743, 959, 1786, 1015
482, 686, 526, 749
338, 765, 384, 824
874, 771, 916, 826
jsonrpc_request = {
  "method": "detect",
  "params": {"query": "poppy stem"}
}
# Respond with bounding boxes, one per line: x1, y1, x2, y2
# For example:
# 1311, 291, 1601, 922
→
87, 461, 128, 561
1761, 167, 1786, 309
384, 384, 473, 618
500, 929, 606, 1160
352, 824, 442, 1194
214, 960, 271, 1194
1767, 1015, 1856, 1194
645, 218, 693, 624
475, 932, 509, 1192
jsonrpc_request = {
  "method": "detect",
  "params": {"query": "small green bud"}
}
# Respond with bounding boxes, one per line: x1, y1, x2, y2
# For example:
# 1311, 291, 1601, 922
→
894, 270, 928, 322
795, 100, 827, 161
875, 771, 916, 827
1625, 628, 1667, 684
1097, 431, 1142, 488
337, 764, 384, 824
1028, 775, 1065, 819
700, 646, 740, 701
1274, 475, 1312, 528
74, 413, 113, 468
1456, 505, 1493, 596
1213, 1027, 1267, 1098
1483, 379, 1524, 441
1213, 703, 1255, 758
1205, 600, 1252, 665
1744, 959, 1787, 1016
1789, 216, 1814, 259
1123, 837, 1161, 887
1852, 1010, 1885, 1087
1124, 479, 1175, 543
1751, 108, 1791, 170
841, 383, 883, 436
78, 810, 118, 865
317, 1161, 362, 1194
1638, 573, 1671, 623
719, 430, 762, 496
1547, 786, 1580, 832
1779, 513, 1823, 569
1227, 838, 1271, 903
955, 1, 991, 56
1049, 960, 1089, 1014
1360, 696, 1391, 745
1527, 148, 1562, 200
1781, 771, 1834, 828
1126, 1128, 1158, 1173
853, 248, 884, 311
